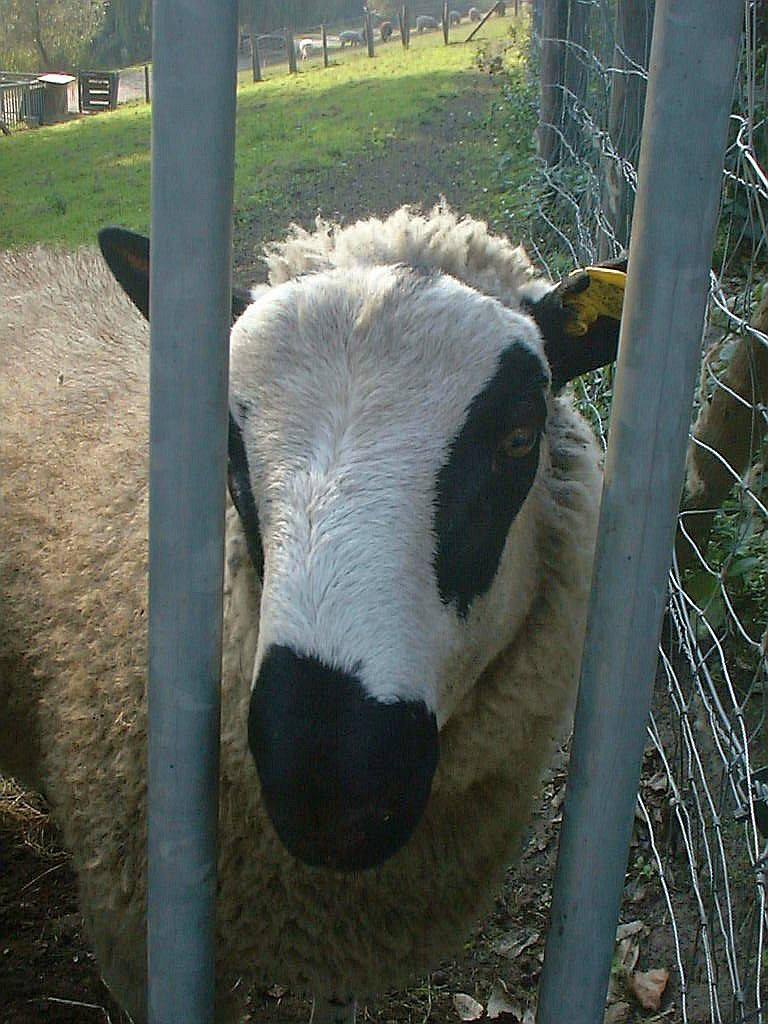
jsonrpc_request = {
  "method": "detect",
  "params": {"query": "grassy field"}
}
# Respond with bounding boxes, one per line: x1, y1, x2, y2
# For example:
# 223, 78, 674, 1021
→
0, 16, 526, 252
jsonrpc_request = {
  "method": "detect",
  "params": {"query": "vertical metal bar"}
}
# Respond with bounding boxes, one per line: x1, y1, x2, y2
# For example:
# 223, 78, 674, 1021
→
536, 2, 742, 1022
147, 1, 237, 1021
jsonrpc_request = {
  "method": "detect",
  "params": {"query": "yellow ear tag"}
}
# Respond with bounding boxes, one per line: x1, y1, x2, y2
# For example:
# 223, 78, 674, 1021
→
562, 267, 627, 337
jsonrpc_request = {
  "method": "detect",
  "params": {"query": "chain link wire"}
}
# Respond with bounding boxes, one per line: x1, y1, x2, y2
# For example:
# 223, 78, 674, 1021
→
525, 2, 767, 1019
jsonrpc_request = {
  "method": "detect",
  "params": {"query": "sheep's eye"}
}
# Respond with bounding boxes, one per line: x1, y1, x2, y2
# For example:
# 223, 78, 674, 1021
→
494, 424, 539, 467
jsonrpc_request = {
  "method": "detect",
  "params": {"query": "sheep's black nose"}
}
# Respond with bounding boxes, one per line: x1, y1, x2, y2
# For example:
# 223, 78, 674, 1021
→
249, 644, 439, 872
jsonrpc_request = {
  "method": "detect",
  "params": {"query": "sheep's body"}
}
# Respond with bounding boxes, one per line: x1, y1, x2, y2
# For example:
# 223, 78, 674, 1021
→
339, 29, 364, 47
298, 38, 315, 59
449, 10, 461, 25
1, 207, 604, 1023
416, 15, 439, 31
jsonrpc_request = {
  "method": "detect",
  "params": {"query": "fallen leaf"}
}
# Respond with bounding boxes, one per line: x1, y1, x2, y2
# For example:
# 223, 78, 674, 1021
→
627, 968, 670, 1010
491, 930, 540, 959
486, 980, 521, 1020
453, 993, 484, 1021
630, 882, 647, 903
617, 938, 640, 975
615, 920, 644, 941
604, 1001, 631, 1023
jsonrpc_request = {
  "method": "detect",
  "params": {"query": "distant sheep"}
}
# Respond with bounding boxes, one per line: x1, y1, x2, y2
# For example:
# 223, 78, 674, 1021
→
449, 9, 461, 24
380, 19, 393, 40
297, 37, 314, 60
469, 6, 481, 20
0, 205, 624, 1023
416, 14, 438, 31
339, 29, 365, 46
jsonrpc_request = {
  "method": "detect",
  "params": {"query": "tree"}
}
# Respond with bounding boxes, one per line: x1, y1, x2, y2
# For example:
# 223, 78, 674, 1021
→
601, 0, 655, 254
0, 0, 104, 72
537, 0, 568, 165
238, 0, 362, 35
89, 0, 152, 65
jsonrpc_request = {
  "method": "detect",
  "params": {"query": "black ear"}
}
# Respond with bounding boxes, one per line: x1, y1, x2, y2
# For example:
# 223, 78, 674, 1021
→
98, 226, 254, 325
228, 410, 264, 578
526, 259, 627, 392
99, 227, 150, 320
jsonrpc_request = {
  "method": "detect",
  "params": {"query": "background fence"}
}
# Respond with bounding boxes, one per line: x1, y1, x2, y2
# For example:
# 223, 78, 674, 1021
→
0, 74, 44, 131
525, 2, 767, 1020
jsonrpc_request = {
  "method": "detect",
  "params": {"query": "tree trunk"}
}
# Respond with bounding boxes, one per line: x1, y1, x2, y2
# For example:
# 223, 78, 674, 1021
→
564, 0, 588, 112
538, 0, 569, 166
33, 0, 53, 71
675, 289, 768, 573
601, 0, 654, 255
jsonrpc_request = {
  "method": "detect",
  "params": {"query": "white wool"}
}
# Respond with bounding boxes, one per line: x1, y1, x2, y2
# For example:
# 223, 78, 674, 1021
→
1, 206, 604, 1023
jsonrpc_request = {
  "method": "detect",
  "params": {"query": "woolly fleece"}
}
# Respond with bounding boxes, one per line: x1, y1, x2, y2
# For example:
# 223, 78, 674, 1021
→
0, 207, 602, 1023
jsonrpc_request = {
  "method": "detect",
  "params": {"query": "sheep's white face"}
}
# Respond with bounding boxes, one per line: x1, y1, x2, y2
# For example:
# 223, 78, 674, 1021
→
229, 264, 551, 871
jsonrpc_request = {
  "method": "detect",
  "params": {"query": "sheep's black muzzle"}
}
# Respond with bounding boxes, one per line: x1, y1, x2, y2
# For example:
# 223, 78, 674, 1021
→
249, 644, 439, 872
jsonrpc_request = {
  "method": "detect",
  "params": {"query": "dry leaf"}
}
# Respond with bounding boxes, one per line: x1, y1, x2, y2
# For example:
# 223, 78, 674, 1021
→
630, 882, 647, 903
617, 938, 640, 975
604, 1001, 631, 1023
453, 993, 484, 1021
486, 980, 521, 1020
627, 968, 670, 1010
615, 920, 644, 942
647, 771, 668, 792
491, 930, 539, 959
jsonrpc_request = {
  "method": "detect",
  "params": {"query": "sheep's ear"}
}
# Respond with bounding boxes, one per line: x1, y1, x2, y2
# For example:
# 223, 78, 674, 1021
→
98, 226, 254, 325
228, 409, 265, 578
99, 227, 150, 320
527, 261, 627, 392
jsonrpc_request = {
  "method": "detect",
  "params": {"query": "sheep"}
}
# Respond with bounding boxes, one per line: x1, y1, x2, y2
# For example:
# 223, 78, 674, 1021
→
469, 6, 481, 20
297, 37, 315, 60
0, 204, 624, 1024
449, 9, 462, 24
380, 19, 394, 40
339, 29, 365, 47
416, 14, 439, 31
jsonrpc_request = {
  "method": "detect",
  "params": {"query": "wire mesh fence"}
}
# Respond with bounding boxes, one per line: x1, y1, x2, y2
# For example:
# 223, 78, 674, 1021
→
524, 2, 767, 1020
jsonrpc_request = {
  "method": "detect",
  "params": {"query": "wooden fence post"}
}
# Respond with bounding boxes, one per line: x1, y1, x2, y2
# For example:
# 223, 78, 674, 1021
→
251, 35, 262, 81
399, 5, 410, 47
285, 29, 297, 73
366, 9, 375, 56
321, 24, 329, 66
465, 2, 502, 41
144, 63, 150, 102
442, 2, 450, 43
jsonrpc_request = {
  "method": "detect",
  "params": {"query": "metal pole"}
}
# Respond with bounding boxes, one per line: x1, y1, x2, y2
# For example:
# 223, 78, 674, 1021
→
536, 2, 742, 1022
147, 1, 237, 1021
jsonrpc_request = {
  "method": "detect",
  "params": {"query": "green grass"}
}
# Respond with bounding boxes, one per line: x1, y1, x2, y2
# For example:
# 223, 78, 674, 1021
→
0, 17, 518, 251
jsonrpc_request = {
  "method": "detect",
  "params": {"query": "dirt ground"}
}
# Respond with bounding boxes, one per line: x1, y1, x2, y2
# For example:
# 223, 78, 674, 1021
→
0, 62, 695, 1024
